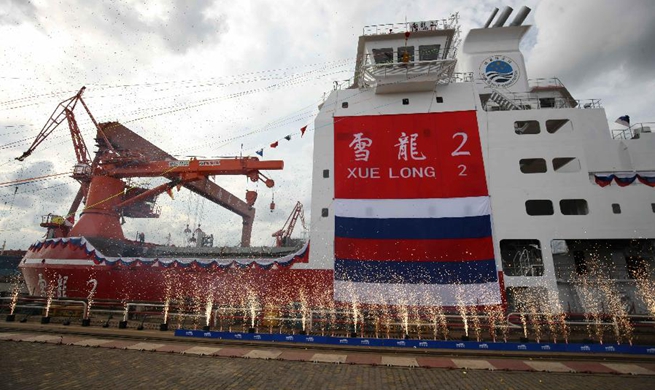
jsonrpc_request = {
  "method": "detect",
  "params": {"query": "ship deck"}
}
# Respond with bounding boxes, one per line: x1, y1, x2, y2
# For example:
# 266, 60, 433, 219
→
83, 237, 301, 259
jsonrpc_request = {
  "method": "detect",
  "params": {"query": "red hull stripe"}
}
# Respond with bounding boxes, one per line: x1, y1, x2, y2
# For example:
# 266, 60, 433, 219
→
335, 237, 494, 262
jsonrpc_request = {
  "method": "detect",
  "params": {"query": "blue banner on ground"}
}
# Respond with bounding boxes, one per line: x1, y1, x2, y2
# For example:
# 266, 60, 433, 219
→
175, 329, 655, 355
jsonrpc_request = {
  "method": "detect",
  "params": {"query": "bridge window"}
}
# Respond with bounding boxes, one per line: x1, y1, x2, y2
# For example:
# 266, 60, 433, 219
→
372, 48, 393, 64
514, 120, 540, 134
321, 208, 329, 217
397, 46, 414, 63
546, 119, 573, 134
323, 169, 329, 178
419, 44, 440, 61
519, 158, 547, 174
526, 200, 553, 216
560, 199, 588, 215
553, 157, 581, 173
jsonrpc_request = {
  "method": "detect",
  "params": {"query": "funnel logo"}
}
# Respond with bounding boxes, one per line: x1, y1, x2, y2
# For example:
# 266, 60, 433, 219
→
480, 55, 519, 87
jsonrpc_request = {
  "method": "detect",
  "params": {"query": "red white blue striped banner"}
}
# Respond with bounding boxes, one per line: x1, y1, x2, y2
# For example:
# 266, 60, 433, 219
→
333, 112, 501, 306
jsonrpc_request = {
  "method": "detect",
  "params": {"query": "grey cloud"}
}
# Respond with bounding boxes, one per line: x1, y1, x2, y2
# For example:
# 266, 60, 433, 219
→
2, 160, 74, 211
20, 1, 227, 54
0, 0, 38, 26
528, 0, 655, 90
92, 0, 226, 54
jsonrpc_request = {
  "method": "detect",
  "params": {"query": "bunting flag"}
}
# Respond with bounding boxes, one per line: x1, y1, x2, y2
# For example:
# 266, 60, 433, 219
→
333, 111, 501, 307
615, 115, 630, 127
593, 172, 655, 187
259, 125, 308, 153
637, 175, 655, 187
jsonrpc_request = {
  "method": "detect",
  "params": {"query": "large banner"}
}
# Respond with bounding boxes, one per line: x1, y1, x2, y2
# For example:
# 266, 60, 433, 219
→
333, 111, 501, 306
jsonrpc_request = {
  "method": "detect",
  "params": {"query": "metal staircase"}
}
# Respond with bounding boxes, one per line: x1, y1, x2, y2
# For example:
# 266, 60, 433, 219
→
489, 89, 522, 111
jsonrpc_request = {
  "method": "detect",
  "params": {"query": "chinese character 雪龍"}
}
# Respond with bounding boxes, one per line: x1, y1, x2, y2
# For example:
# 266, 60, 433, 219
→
395, 132, 426, 161
349, 133, 373, 161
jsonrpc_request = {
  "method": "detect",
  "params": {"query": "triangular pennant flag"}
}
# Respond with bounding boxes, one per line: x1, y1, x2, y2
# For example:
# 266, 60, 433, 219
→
300, 125, 307, 137
284, 135, 291, 141
256, 149, 263, 157
270, 141, 279, 148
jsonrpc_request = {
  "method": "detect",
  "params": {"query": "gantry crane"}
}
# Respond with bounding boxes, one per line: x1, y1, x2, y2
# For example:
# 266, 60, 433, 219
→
272, 201, 307, 247
17, 87, 284, 245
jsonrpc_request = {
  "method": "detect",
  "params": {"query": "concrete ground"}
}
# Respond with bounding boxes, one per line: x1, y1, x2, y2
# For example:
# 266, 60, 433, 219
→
1, 340, 654, 390
2, 321, 655, 389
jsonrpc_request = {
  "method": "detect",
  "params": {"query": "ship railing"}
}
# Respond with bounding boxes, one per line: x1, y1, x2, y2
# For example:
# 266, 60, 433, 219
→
358, 58, 458, 88
503, 264, 545, 277
528, 77, 566, 89
484, 92, 602, 111
0, 296, 87, 318
361, 58, 458, 76
332, 78, 354, 91
507, 312, 655, 329
362, 14, 458, 36
611, 122, 655, 140
553, 264, 648, 281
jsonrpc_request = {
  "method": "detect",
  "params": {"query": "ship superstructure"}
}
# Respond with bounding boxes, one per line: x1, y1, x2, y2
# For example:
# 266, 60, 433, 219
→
17, 6, 655, 317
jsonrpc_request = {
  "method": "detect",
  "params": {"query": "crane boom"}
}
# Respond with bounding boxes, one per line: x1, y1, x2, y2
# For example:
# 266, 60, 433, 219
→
16, 87, 87, 162
104, 157, 283, 185
272, 201, 306, 247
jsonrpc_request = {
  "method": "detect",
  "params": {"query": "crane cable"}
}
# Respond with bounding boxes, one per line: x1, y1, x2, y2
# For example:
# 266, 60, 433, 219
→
0, 172, 72, 188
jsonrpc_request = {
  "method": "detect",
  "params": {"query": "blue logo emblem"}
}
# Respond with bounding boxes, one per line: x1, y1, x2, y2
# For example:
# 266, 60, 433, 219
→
480, 55, 519, 87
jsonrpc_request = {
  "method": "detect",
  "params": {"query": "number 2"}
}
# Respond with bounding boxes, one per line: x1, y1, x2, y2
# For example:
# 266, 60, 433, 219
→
451, 132, 471, 156
458, 165, 467, 176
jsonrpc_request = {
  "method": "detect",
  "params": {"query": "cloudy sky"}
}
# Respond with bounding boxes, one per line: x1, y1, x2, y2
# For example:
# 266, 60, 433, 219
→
0, 0, 653, 250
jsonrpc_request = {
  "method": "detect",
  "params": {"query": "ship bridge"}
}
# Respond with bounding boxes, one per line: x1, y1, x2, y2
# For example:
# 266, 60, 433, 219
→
354, 14, 464, 93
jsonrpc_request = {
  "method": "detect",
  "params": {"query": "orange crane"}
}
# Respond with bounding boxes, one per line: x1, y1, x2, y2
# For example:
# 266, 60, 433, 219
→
17, 87, 284, 244
69, 156, 282, 240
272, 201, 307, 247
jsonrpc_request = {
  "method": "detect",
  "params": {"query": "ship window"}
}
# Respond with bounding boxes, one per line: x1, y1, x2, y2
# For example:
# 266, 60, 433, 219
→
514, 120, 540, 134
652, 203, 655, 213
500, 239, 544, 276
553, 157, 581, 172
402, 98, 409, 105
419, 44, 440, 61
323, 169, 330, 178
321, 208, 329, 217
436, 96, 443, 103
539, 98, 555, 108
546, 119, 573, 134
560, 199, 588, 215
341, 102, 348, 109
397, 46, 414, 63
519, 158, 547, 174
372, 48, 394, 64
525, 200, 554, 216
612, 203, 621, 214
